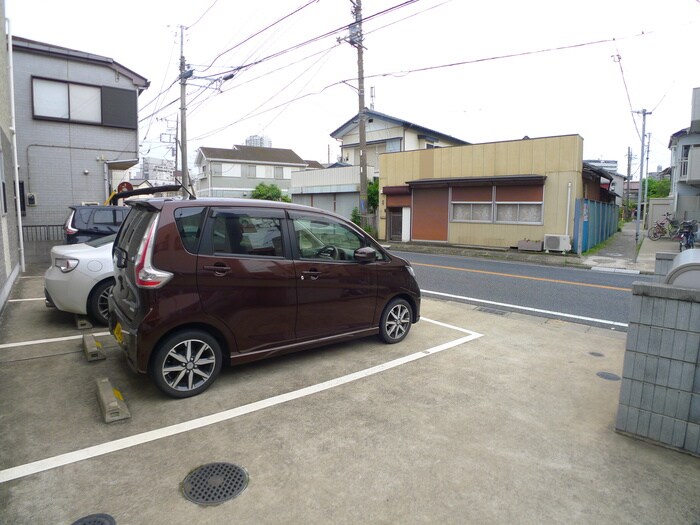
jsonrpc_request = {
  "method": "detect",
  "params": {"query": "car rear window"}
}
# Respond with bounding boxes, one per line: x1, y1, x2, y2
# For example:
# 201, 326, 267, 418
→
92, 208, 127, 226
115, 207, 156, 256
74, 208, 93, 228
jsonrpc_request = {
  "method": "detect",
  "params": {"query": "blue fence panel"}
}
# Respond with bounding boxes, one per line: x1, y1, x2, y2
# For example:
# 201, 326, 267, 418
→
573, 199, 619, 254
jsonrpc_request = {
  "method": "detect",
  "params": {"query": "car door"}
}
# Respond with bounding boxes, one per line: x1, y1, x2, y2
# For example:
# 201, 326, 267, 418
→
196, 206, 298, 353
289, 211, 378, 341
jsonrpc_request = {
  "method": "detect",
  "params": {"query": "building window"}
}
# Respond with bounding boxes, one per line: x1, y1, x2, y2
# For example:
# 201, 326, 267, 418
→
452, 202, 492, 221
451, 184, 543, 225
242, 164, 257, 178
32, 77, 137, 129
274, 166, 283, 179
258, 166, 274, 179
451, 186, 493, 222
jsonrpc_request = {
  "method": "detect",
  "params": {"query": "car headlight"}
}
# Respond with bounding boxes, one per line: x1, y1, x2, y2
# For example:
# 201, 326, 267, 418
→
55, 257, 79, 273
406, 265, 416, 278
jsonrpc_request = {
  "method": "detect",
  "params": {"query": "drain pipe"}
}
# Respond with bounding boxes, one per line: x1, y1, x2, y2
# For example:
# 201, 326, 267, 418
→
565, 181, 572, 237
7, 20, 25, 272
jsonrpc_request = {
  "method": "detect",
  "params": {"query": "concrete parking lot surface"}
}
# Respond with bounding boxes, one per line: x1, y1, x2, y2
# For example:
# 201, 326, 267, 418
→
0, 269, 699, 524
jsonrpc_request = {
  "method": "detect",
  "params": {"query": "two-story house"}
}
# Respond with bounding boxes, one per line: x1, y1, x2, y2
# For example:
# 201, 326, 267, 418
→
668, 87, 700, 221
330, 109, 469, 179
291, 110, 469, 220
195, 145, 307, 199
12, 36, 148, 232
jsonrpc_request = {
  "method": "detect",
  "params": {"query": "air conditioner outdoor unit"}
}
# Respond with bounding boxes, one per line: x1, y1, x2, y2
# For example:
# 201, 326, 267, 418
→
543, 234, 571, 253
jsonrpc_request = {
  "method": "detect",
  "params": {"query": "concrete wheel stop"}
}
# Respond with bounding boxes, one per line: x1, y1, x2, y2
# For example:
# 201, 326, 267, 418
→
95, 377, 131, 423
82, 334, 106, 361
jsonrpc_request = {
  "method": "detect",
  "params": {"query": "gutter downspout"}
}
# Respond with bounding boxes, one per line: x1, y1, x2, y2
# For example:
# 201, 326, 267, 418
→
7, 20, 25, 272
565, 181, 572, 237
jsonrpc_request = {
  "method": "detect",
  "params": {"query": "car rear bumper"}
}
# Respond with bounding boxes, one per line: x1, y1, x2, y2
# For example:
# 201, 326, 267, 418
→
108, 301, 142, 374
43, 266, 90, 315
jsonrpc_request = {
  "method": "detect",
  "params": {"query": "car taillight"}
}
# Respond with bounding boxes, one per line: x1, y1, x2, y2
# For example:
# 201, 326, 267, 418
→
55, 257, 79, 273
64, 213, 78, 235
135, 216, 173, 288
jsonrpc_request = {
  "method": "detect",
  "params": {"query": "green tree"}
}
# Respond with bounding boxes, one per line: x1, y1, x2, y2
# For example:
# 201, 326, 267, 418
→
351, 207, 361, 226
645, 178, 670, 199
251, 182, 291, 202
367, 178, 379, 212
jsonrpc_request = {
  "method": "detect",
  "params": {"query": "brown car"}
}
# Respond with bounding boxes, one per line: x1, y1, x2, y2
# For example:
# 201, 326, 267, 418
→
108, 198, 421, 398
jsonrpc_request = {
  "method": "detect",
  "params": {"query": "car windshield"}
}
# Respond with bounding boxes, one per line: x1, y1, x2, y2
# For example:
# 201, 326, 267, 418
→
86, 234, 117, 247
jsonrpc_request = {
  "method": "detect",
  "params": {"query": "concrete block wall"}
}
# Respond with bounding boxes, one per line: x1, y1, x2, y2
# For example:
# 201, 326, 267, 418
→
616, 281, 700, 456
654, 252, 677, 282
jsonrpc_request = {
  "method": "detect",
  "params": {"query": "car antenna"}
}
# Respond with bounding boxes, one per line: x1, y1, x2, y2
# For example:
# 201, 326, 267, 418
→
173, 176, 197, 200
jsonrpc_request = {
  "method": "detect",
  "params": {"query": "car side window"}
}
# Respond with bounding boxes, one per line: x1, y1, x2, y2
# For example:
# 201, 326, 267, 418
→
210, 210, 284, 257
291, 213, 363, 261
175, 206, 206, 253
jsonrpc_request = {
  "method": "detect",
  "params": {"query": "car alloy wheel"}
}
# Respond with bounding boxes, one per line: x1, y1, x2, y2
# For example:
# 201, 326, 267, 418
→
152, 330, 222, 398
88, 279, 114, 326
379, 298, 412, 344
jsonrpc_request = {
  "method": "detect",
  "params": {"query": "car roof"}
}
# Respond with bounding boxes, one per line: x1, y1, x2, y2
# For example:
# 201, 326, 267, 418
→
128, 197, 342, 217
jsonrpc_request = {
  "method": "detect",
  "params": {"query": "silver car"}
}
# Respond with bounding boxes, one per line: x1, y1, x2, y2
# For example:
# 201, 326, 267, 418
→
44, 234, 115, 325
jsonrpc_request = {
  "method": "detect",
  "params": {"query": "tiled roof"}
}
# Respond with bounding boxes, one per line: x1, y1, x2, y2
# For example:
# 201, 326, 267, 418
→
198, 145, 306, 166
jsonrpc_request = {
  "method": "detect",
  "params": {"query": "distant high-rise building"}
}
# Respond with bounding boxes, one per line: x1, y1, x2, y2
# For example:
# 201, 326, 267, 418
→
245, 135, 272, 148
142, 157, 176, 184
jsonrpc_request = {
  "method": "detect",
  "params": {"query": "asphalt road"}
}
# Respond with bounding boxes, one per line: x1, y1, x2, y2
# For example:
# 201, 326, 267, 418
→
392, 251, 655, 329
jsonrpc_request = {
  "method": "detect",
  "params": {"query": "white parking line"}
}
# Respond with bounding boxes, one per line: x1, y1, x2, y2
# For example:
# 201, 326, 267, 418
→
422, 289, 628, 328
0, 332, 109, 350
0, 318, 482, 484
8, 297, 45, 302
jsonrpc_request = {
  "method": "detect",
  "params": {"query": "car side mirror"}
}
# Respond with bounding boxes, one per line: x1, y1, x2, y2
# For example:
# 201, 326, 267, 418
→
354, 246, 376, 262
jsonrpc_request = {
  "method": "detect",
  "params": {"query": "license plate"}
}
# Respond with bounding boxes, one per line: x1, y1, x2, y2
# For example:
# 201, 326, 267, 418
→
113, 322, 124, 345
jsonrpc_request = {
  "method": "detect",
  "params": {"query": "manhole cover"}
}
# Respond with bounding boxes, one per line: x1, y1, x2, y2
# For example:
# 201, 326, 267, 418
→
597, 371, 621, 381
71, 515, 116, 525
476, 306, 508, 316
183, 463, 249, 506
589, 352, 604, 357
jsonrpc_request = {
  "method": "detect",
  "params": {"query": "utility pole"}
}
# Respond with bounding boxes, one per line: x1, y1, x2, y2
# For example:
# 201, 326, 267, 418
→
350, 0, 368, 227
634, 109, 651, 245
179, 25, 193, 197
625, 147, 632, 220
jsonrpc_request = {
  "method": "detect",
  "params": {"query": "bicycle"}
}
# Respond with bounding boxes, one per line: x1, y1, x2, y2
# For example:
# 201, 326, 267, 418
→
678, 220, 697, 252
647, 212, 680, 241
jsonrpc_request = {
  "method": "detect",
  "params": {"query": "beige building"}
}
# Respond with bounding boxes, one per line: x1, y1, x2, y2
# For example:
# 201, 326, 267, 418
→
379, 134, 615, 252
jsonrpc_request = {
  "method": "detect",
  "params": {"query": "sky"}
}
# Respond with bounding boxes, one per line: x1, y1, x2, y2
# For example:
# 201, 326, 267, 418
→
6, 0, 700, 179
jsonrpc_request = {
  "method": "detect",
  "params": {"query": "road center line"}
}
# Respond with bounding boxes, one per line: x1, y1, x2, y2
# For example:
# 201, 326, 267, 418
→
412, 262, 631, 292
423, 289, 628, 328
0, 318, 482, 484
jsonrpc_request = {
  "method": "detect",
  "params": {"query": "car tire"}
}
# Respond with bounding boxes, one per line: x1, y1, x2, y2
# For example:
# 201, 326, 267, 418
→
151, 330, 223, 398
378, 298, 413, 344
87, 279, 114, 326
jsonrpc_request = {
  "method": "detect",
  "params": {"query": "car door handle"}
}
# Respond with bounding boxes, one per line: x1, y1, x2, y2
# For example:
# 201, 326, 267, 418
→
301, 270, 322, 281
203, 264, 232, 276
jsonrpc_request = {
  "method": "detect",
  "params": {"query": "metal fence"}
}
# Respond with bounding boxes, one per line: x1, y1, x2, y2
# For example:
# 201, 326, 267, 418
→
22, 225, 64, 242
573, 199, 619, 254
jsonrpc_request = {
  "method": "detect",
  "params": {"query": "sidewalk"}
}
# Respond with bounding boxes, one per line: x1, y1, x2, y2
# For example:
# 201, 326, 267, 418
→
387, 221, 681, 275
580, 220, 679, 275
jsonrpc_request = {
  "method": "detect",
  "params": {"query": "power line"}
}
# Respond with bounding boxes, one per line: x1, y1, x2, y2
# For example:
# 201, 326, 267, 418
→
188, 30, 653, 142
198, 0, 320, 75
611, 47, 641, 140
188, 0, 220, 29
199, 0, 419, 80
